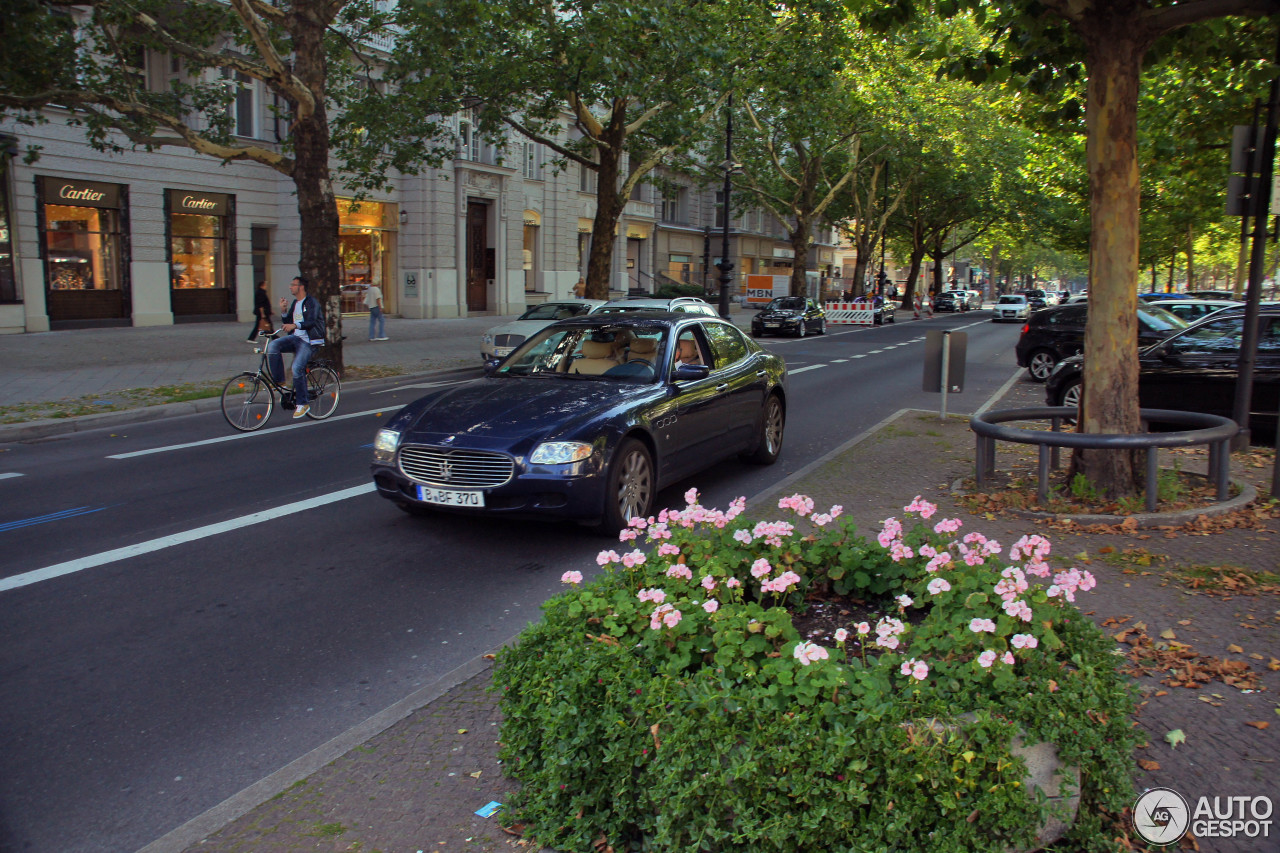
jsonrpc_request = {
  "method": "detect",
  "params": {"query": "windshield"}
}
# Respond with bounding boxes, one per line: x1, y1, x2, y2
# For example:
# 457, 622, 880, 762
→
998, 295, 1025, 304
496, 324, 668, 383
766, 297, 806, 311
1138, 304, 1190, 333
518, 303, 589, 321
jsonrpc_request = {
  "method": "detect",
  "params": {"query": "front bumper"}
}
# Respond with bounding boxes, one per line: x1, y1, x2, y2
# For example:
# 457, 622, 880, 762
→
371, 455, 609, 522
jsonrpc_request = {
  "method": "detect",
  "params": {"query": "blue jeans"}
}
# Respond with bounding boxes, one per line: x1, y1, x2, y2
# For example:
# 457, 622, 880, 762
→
368, 306, 385, 339
267, 335, 312, 405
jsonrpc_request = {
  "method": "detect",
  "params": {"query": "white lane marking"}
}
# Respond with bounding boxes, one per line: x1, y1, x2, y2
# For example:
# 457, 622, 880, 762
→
374, 379, 468, 395
831, 359, 848, 363
107, 405, 405, 460
851, 354, 866, 358
867, 349, 883, 354
0, 484, 376, 593
0, 473, 23, 480
788, 364, 828, 375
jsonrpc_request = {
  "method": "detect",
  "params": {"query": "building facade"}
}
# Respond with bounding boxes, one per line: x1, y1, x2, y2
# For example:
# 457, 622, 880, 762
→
0, 103, 836, 335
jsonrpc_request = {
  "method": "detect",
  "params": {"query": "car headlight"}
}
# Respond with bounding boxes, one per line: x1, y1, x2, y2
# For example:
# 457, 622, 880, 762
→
530, 441, 594, 464
373, 428, 401, 463
482, 334, 494, 347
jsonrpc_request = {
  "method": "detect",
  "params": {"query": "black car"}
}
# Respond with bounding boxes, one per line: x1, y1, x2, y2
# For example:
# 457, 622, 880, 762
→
1045, 305, 1280, 437
1020, 289, 1050, 310
1015, 302, 1187, 382
371, 313, 788, 532
933, 290, 970, 312
751, 296, 826, 337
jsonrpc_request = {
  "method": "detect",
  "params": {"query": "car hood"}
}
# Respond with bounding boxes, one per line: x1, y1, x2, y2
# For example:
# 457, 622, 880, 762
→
484, 318, 555, 339
398, 376, 650, 441
757, 309, 804, 319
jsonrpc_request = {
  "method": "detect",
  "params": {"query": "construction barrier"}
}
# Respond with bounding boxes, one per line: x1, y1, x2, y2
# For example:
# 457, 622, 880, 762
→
824, 301, 876, 325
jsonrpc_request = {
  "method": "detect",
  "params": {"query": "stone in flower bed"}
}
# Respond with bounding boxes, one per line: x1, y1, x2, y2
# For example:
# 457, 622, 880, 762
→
493, 490, 1139, 853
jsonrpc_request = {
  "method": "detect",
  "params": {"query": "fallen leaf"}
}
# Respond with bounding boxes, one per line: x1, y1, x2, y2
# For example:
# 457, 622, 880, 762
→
1178, 620, 1192, 626
457, 729, 468, 734
469, 770, 483, 778
1155, 690, 1169, 697
1165, 729, 1187, 748
1161, 629, 1178, 640
1245, 721, 1270, 730
1249, 653, 1265, 660
1228, 644, 1244, 654
1099, 546, 1115, 554
1138, 759, 1161, 771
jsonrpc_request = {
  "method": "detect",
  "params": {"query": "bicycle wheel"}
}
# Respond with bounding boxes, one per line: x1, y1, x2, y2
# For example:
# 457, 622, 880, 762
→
305, 366, 341, 420
221, 372, 273, 431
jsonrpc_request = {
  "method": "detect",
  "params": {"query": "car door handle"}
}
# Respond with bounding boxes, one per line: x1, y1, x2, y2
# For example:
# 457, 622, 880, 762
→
715, 384, 729, 392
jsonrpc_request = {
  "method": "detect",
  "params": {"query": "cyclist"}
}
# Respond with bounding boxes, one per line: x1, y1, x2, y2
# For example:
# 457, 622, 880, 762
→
269, 276, 325, 418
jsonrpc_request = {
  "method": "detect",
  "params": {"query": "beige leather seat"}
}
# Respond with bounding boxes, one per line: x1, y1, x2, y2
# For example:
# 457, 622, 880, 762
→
627, 338, 658, 362
570, 340, 619, 374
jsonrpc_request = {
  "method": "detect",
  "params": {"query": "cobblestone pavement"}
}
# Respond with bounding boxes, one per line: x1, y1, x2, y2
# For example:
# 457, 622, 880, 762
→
168, 375, 1279, 853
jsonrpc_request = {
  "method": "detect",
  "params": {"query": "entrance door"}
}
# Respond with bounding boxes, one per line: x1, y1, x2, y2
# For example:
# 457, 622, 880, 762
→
627, 238, 642, 292
466, 202, 488, 312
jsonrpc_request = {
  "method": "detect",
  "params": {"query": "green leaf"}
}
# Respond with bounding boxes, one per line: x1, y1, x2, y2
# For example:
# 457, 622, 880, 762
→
1165, 729, 1186, 749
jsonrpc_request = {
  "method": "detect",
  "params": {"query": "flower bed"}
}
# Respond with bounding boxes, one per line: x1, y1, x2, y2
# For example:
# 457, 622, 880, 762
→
493, 491, 1139, 852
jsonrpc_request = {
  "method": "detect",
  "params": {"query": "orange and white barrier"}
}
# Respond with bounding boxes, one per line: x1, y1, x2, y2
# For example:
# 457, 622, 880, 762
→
824, 301, 875, 325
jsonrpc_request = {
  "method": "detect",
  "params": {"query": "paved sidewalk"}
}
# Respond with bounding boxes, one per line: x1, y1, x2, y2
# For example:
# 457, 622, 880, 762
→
138, 381, 1274, 853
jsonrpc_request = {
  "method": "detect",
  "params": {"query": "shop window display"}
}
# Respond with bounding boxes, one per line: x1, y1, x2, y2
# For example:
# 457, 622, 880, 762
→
44, 204, 122, 292
170, 213, 226, 289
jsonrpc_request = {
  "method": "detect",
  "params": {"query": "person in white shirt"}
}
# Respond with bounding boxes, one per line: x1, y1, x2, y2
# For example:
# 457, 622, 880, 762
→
364, 284, 387, 340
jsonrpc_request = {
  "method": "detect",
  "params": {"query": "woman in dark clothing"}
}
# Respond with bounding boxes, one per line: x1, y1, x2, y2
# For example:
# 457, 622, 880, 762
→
247, 280, 273, 341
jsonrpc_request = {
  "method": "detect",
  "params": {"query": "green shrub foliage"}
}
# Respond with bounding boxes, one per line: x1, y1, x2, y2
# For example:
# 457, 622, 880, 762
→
494, 492, 1139, 852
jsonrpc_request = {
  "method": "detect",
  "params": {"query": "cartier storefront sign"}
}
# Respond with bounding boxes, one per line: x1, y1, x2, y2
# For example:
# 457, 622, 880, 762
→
40, 177, 122, 209
167, 189, 229, 217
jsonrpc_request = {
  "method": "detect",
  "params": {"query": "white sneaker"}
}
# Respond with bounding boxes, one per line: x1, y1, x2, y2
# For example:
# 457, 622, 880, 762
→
293, 405, 310, 419
375, 336, 389, 341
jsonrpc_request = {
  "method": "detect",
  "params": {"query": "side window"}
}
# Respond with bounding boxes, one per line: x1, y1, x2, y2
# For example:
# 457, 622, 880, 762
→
1048, 306, 1086, 326
1256, 318, 1280, 355
703, 322, 749, 370
1168, 318, 1243, 355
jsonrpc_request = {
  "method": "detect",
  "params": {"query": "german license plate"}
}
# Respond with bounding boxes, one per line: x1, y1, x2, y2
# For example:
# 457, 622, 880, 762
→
416, 485, 485, 507
765, 322, 780, 328
493, 346, 514, 357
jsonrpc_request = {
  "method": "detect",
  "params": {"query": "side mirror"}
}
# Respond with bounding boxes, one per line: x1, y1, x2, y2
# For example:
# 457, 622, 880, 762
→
671, 363, 711, 383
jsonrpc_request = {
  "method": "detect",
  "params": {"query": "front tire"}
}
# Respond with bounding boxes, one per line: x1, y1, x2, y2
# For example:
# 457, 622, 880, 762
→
816, 318, 826, 335
745, 394, 784, 464
305, 366, 341, 419
1058, 378, 1082, 410
221, 372, 273, 431
1027, 350, 1057, 382
598, 438, 654, 534
796, 322, 806, 338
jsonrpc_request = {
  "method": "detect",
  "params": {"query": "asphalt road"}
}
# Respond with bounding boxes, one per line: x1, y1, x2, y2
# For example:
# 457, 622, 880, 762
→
0, 311, 1023, 853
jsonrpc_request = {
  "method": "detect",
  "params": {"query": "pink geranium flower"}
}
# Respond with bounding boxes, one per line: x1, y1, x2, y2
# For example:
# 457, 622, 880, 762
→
793, 641, 829, 665
977, 650, 997, 668
560, 571, 583, 585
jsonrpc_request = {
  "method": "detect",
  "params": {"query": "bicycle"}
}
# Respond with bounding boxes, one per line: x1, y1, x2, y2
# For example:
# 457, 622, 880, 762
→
220, 331, 342, 431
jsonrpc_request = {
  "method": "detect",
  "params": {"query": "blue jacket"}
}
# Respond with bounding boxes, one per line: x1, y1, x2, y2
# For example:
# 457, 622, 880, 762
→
284, 295, 325, 344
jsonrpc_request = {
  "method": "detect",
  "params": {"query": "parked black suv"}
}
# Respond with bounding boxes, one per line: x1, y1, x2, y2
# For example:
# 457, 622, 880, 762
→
1014, 302, 1187, 381
1045, 304, 1280, 437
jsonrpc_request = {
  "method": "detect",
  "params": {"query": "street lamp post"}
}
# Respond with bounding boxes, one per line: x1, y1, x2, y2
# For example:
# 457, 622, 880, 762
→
717, 91, 735, 320
878, 161, 889, 299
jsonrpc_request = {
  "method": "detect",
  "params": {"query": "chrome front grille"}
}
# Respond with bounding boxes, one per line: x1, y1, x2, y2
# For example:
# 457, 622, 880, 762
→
493, 334, 525, 348
399, 445, 514, 488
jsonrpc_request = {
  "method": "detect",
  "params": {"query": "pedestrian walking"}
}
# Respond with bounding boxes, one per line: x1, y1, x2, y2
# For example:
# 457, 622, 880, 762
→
365, 283, 387, 340
247, 279, 273, 341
